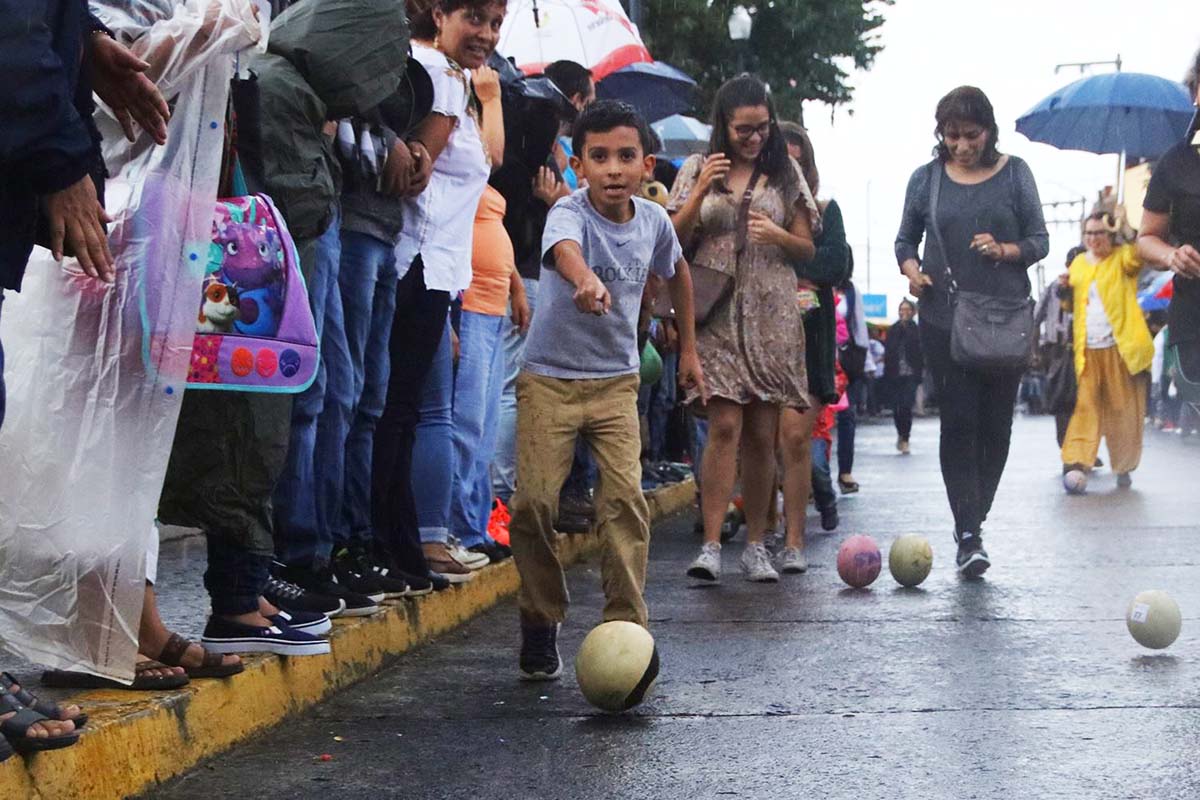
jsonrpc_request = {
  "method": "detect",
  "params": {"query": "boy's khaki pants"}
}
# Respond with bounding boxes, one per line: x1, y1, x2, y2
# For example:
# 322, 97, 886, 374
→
1061, 346, 1147, 473
510, 371, 650, 628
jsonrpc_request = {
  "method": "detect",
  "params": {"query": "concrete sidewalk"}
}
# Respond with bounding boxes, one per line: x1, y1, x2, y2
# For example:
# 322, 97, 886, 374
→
0, 480, 695, 800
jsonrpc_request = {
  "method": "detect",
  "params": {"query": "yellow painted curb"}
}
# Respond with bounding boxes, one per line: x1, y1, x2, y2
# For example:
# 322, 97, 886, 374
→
0, 480, 695, 800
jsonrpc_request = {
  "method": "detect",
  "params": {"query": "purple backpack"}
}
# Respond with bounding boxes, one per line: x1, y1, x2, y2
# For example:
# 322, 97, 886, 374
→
187, 194, 318, 391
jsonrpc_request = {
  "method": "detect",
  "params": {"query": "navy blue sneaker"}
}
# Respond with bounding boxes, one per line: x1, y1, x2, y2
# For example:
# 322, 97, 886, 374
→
955, 533, 990, 579
201, 617, 331, 656
268, 609, 332, 636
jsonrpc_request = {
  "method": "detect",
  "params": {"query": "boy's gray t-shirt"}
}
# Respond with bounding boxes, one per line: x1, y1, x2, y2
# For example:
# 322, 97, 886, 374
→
523, 189, 682, 380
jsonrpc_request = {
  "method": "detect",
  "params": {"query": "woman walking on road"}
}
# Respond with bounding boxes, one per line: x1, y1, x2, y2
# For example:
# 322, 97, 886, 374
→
773, 122, 850, 570
884, 298, 923, 454
672, 76, 819, 584
1058, 213, 1154, 490
894, 86, 1049, 578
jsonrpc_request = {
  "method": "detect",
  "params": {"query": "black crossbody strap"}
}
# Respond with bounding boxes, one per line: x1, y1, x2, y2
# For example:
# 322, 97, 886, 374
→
926, 160, 956, 294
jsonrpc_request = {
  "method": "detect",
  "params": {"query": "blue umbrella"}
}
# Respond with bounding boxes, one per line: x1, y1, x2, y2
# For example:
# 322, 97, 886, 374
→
597, 61, 697, 124
1017, 72, 1195, 159
651, 114, 711, 157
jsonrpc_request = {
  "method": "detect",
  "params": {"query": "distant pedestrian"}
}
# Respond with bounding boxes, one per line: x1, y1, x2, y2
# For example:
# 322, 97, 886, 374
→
1036, 245, 1084, 448
884, 298, 923, 454
1059, 214, 1154, 487
895, 85, 1049, 578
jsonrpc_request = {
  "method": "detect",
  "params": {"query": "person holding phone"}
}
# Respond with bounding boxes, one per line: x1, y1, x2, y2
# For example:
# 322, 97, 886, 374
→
671, 75, 819, 585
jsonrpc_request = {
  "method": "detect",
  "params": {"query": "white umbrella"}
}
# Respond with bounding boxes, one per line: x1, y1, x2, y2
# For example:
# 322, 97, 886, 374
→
497, 0, 652, 81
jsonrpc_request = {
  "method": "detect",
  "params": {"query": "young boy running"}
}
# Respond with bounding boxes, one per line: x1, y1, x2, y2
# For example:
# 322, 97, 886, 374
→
511, 100, 705, 680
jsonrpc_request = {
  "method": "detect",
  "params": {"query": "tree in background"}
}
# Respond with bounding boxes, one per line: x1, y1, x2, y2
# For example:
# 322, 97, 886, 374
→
639, 0, 891, 122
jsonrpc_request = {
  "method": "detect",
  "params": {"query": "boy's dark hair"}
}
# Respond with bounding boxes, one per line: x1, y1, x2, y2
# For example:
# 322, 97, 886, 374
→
571, 100, 655, 157
1065, 244, 1086, 266
708, 74, 796, 194
407, 0, 504, 41
544, 60, 593, 102
933, 85, 1001, 167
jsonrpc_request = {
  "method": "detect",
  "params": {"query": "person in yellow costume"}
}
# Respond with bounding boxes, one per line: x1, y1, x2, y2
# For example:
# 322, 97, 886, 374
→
1058, 212, 1155, 488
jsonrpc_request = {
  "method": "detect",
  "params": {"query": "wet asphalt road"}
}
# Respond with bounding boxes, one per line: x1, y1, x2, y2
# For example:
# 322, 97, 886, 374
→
147, 416, 1200, 800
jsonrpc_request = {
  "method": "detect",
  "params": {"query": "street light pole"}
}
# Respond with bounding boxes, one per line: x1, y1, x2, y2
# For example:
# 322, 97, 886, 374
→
727, 5, 752, 76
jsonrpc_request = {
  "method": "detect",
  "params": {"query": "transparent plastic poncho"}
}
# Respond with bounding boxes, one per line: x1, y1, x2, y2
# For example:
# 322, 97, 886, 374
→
0, 0, 263, 682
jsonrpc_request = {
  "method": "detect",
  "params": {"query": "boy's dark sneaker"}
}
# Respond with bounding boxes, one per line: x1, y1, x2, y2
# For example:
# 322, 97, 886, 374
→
201, 617, 330, 656
519, 622, 562, 681
955, 533, 990, 579
263, 573, 345, 618
556, 492, 595, 533
426, 571, 451, 592
819, 504, 839, 532
335, 546, 409, 599
268, 609, 332, 636
276, 563, 381, 617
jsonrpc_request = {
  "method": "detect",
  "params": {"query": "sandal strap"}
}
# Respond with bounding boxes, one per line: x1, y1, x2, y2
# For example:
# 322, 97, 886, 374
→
0, 672, 33, 707
135, 660, 172, 673
200, 648, 225, 669
157, 633, 192, 668
0, 706, 51, 738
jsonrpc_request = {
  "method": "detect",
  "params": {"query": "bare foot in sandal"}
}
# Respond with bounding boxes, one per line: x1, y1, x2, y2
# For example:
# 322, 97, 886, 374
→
0, 684, 78, 751
138, 584, 241, 674
0, 672, 85, 726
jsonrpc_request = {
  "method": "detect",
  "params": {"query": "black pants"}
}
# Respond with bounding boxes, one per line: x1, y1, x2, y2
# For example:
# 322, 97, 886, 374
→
892, 375, 920, 441
372, 257, 450, 574
920, 322, 1021, 537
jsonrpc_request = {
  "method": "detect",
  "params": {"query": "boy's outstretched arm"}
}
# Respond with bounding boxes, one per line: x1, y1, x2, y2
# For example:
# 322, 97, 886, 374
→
551, 240, 612, 315
666, 257, 707, 403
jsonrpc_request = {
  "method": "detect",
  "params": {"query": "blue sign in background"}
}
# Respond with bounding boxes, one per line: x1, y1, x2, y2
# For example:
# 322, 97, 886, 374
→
862, 293, 889, 319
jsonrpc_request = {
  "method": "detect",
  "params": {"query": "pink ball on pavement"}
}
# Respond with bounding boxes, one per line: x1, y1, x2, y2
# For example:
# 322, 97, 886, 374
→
837, 535, 882, 588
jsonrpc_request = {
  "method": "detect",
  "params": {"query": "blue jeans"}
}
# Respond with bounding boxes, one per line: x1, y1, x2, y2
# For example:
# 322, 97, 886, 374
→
836, 379, 863, 477
413, 319, 454, 545
811, 437, 836, 512
450, 310, 506, 547
644, 351, 677, 462
691, 415, 709, 489
205, 534, 272, 616
493, 277, 537, 502
335, 231, 398, 548
273, 212, 350, 567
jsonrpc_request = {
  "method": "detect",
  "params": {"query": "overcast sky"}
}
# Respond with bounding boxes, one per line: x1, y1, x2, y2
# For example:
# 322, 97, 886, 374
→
798, 0, 1199, 319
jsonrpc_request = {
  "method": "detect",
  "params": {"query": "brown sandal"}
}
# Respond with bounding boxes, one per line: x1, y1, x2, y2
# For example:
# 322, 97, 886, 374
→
156, 633, 244, 679
42, 659, 189, 691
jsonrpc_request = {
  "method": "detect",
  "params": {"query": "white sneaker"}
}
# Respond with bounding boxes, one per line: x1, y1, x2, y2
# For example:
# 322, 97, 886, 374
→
740, 542, 779, 582
448, 537, 489, 571
762, 529, 785, 556
777, 547, 808, 574
686, 542, 722, 581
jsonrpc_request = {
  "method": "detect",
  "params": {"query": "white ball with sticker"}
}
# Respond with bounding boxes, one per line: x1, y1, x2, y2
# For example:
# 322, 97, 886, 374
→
1126, 590, 1181, 650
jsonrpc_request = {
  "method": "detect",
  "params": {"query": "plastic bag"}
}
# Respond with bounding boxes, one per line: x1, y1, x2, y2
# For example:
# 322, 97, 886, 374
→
0, 0, 262, 682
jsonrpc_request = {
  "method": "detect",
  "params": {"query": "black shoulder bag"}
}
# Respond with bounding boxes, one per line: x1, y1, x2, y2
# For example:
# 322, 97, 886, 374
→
927, 162, 1034, 372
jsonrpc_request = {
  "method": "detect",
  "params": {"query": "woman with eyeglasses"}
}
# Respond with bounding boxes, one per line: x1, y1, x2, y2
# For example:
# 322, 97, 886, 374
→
670, 75, 820, 584
1057, 213, 1153, 491
894, 86, 1048, 579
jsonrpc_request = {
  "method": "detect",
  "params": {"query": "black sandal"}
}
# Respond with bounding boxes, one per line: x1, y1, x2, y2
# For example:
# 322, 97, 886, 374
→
156, 633, 244, 679
41, 659, 189, 691
0, 731, 12, 763
1, 672, 87, 728
0, 686, 79, 754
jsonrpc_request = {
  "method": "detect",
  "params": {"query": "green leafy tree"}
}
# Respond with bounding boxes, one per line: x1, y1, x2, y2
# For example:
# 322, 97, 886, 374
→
639, 0, 891, 121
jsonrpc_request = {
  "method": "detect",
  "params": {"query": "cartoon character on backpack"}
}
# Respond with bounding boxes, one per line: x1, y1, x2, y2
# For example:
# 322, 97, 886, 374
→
210, 199, 286, 337
197, 275, 240, 333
